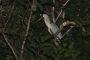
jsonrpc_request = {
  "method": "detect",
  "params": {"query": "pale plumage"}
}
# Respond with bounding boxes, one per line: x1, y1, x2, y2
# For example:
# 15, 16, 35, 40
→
43, 14, 63, 42
43, 14, 76, 46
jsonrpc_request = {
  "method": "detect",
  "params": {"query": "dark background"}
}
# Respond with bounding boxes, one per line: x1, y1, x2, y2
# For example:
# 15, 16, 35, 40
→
0, 0, 90, 60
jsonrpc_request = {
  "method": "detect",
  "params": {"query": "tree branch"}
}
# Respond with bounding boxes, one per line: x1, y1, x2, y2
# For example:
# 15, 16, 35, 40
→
55, 0, 70, 22
20, 0, 36, 59
52, 0, 55, 23
4, 1, 15, 29
2, 33, 18, 59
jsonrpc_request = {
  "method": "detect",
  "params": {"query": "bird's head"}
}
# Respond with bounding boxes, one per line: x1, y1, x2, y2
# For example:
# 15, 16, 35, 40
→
42, 14, 49, 19
42, 14, 51, 23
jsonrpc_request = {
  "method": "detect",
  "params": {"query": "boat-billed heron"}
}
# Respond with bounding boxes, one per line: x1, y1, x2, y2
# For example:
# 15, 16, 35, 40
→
42, 14, 76, 46
42, 14, 63, 46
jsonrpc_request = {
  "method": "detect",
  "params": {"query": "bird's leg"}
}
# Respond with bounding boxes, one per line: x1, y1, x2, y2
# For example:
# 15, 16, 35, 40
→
50, 29, 61, 46
48, 29, 59, 46
53, 32, 64, 47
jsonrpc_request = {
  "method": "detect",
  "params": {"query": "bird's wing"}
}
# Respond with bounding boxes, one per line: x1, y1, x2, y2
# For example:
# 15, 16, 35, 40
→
50, 23, 59, 33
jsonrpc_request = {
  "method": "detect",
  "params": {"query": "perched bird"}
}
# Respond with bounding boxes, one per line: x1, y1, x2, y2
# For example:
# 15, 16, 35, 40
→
42, 14, 63, 46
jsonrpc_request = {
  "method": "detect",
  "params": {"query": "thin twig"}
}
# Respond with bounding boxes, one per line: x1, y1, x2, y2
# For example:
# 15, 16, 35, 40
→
63, 0, 70, 7
4, 1, 15, 29
35, 16, 43, 23
62, 26, 74, 38
2, 33, 18, 59
20, 0, 34, 59
55, 0, 70, 22
1, 0, 17, 59
55, 9, 63, 22
62, 11, 65, 19
20, 10, 32, 60
52, 0, 55, 23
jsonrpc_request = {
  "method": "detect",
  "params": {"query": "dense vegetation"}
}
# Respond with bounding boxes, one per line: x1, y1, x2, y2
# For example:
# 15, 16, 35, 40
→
0, 0, 90, 60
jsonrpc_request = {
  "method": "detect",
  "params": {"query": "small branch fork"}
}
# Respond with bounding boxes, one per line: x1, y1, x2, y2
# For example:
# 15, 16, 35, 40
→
55, 0, 70, 22
1, 0, 18, 59
20, 11, 32, 59
52, 0, 55, 23
20, 0, 36, 59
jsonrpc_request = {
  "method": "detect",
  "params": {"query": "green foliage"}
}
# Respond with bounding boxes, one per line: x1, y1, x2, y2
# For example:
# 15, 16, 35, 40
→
0, 0, 90, 60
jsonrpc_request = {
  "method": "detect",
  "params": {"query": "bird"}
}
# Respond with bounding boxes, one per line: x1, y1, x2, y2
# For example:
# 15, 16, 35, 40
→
42, 14, 63, 46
